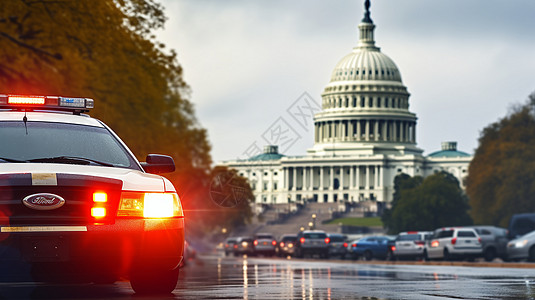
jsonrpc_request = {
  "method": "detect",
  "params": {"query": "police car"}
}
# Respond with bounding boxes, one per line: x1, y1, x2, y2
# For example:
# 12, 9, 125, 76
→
0, 95, 184, 294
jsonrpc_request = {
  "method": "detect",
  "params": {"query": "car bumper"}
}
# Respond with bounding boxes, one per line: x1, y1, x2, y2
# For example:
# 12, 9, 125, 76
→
0, 218, 184, 279
506, 247, 529, 260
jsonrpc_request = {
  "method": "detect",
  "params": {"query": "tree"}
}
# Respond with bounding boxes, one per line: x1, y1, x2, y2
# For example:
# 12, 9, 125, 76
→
384, 172, 472, 234
466, 92, 535, 227
0, 1, 253, 232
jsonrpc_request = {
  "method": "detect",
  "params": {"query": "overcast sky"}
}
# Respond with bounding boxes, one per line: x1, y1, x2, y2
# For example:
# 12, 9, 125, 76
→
157, 0, 535, 163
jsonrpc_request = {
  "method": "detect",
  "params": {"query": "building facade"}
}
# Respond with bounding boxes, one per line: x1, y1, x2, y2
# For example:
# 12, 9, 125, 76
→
220, 1, 472, 210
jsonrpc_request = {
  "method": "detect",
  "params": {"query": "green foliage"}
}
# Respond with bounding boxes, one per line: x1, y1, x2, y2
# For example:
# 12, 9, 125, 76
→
327, 217, 382, 227
466, 92, 535, 227
0, 0, 253, 231
383, 172, 472, 234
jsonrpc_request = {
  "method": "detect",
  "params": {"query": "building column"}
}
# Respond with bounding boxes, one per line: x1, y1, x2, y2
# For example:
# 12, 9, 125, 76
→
393, 121, 398, 142
284, 168, 289, 189
412, 123, 416, 143
365, 121, 370, 141
378, 166, 383, 187
329, 166, 334, 190
292, 167, 297, 191
349, 121, 354, 141
320, 167, 324, 190
340, 166, 345, 190
349, 166, 354, 190
302, 167, 307, 191
356, 166, 360, 189
365, 166, 370, 190
357, 121, 362, 141
309, 167, 314, 191
374, 165, 378, 188
374, 120, 379, 141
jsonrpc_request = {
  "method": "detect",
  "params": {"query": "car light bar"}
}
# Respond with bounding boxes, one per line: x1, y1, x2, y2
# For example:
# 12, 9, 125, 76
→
0, 94, 94, 113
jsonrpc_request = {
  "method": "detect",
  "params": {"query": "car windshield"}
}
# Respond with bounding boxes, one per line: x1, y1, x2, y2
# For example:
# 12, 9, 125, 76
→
0, 121, 138, 169
304, 233, 327, 239
398, 234, 420, 241
256, 235, 273, 239
329, 235, 345, 242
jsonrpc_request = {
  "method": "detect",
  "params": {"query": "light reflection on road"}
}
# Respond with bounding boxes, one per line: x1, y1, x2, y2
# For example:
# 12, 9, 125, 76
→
3, 254, 535, 299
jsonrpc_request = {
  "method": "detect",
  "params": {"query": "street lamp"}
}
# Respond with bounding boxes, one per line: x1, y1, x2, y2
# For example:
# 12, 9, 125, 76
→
308, 222, 313, 229
312, 214, 317, 230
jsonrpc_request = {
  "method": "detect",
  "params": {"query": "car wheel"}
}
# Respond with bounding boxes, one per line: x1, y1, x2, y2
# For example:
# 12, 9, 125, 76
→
483, 247, 496, 262
386, 251, 395, 261
529, 246, 535, 262
423, 250, 429, 261
130, 268, 179, 295
363, 250, 373, 261
443, 248, 452, 261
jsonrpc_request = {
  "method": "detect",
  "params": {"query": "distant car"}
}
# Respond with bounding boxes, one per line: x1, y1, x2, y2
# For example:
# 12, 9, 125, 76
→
506, 230, 535, 262
327, 233, 348, 259
224, 237, 238, 256
424, 227, 482, 261
277, 234, 298, 257
348, 236, 394, 260
465, 226, 509, 261
295, 230, 330, 258
392, 231, 432, 260
508, 213, 535, 240
254, 233, 277, 256
233, 237, 255, 256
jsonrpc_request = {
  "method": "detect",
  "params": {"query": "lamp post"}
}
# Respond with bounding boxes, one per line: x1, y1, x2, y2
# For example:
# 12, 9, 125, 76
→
312, 213, 317, 230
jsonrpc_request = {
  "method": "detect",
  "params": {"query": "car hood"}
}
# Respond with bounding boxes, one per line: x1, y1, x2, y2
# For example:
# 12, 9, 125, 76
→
0, 163, 173, 192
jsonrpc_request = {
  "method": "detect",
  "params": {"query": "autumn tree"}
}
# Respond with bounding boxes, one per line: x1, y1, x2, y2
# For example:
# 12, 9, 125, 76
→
383, 172, 472, 234
0, 0, 253, 231
466, 92, 535, 227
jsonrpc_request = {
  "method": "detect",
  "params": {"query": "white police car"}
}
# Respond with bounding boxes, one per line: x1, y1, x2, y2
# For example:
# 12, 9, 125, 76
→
0, 95, 184, 294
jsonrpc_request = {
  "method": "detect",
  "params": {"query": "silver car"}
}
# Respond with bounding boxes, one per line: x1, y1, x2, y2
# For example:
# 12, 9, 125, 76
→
425, 227, 482, 261
506, 230, 535, 262
393, 231, 432, 260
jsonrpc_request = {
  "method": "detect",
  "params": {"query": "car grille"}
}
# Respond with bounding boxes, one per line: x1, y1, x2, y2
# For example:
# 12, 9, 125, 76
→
0, 173, 122, 225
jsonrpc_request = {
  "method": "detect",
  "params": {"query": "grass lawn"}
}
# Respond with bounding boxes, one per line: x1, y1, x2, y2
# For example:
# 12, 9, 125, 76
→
326, 217, 383, 227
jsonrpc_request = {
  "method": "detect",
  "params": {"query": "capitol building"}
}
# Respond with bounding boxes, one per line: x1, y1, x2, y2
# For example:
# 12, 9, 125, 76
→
220, 1, 472, 212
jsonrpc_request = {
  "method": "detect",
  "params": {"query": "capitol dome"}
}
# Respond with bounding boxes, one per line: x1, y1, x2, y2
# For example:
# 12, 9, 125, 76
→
309, 0, 422, 157
330, 48, 402, 83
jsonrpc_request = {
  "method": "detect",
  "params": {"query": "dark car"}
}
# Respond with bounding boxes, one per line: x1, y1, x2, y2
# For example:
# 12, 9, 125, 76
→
508, 213, 535, 240
327, 233, 348, 259
277, 234, 298, 257
295, 230, 330, 258
466, 226, 509, 261
0, 95, 184, 294
233, 237, 255, 256
253, 233, 277, 256
348, 236, 394, 260
224, 237, 238, 256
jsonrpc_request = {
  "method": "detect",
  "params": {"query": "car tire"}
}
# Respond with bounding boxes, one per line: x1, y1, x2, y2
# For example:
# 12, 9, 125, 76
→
443, 248, 452, 261
423, 250, 430, 261
130, 268, 179, 295
529, 246, 535, 262
483, 247, 496, 262
363, 250, 373, 261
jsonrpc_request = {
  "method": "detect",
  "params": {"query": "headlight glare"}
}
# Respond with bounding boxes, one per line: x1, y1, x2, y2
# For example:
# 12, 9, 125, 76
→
117, 192, 183, 218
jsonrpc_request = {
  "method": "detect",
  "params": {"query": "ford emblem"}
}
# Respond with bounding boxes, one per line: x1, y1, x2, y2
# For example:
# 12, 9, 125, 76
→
22, 193, 66, 210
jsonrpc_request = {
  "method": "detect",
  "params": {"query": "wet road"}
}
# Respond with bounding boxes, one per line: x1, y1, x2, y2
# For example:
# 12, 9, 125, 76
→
2, 254, 535, 299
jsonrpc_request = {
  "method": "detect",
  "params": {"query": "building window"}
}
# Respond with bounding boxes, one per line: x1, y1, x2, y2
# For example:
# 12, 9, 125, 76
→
274, 172, 278, 176
264, 172, 268, 176
274, 182, 278, 190
263, 182, 268, 190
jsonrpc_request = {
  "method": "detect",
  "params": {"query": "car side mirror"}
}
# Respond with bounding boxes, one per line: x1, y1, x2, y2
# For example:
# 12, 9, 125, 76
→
140, 154, 175, 174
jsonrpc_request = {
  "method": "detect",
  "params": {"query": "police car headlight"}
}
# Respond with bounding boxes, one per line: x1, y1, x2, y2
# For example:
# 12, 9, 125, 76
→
117, 192, 183, 218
